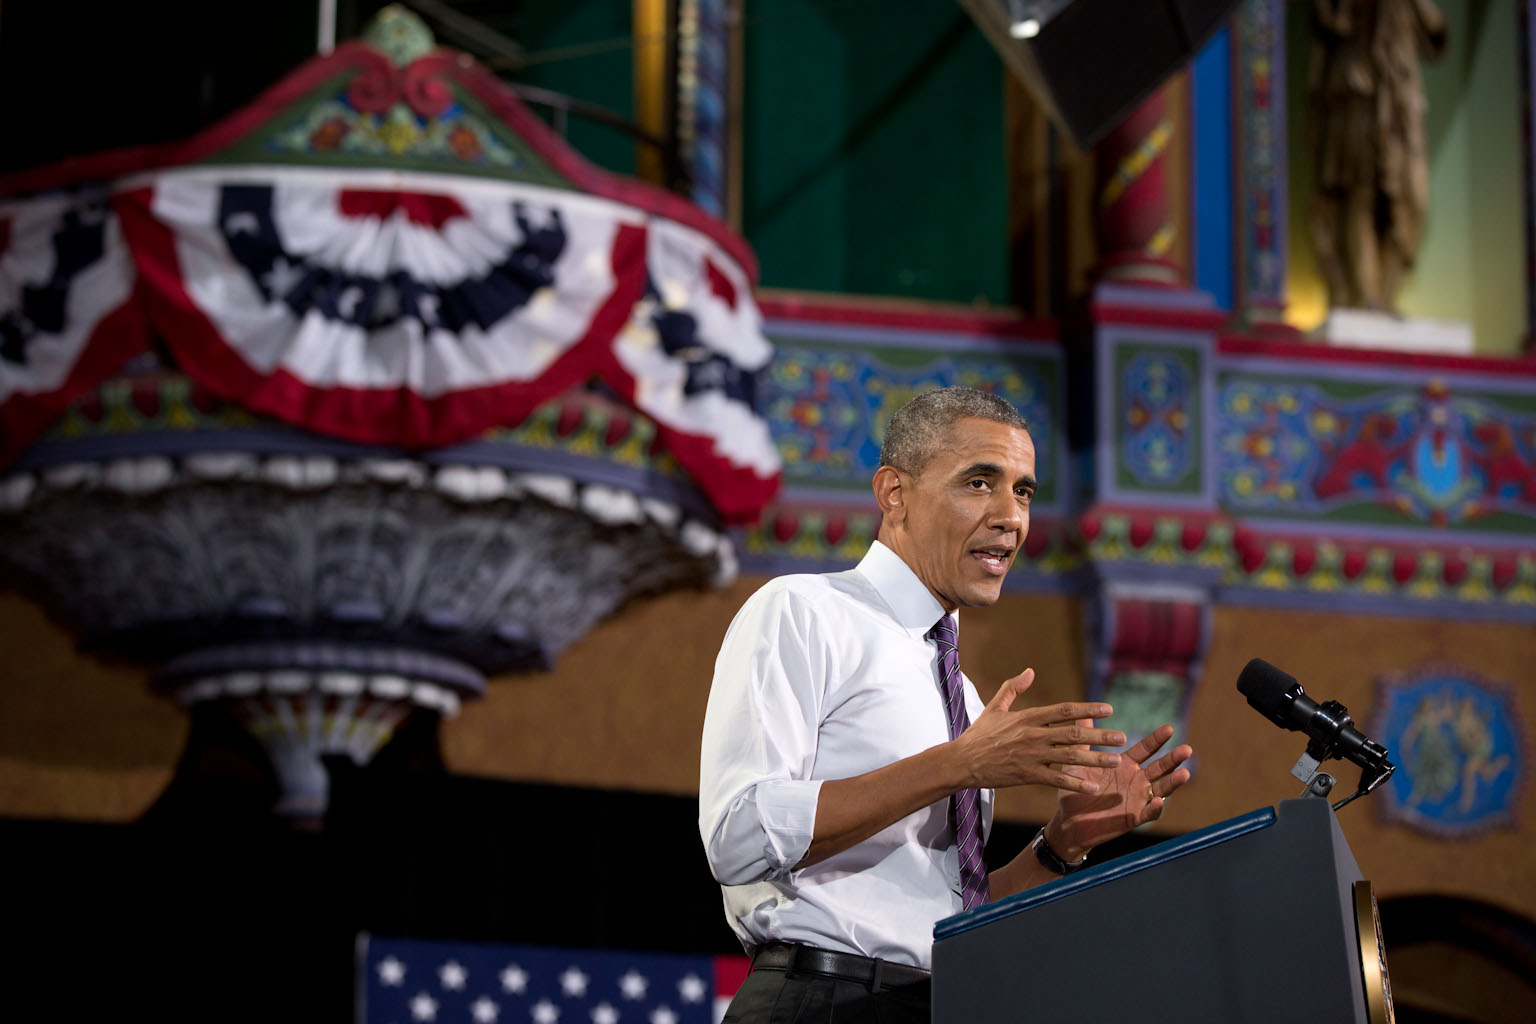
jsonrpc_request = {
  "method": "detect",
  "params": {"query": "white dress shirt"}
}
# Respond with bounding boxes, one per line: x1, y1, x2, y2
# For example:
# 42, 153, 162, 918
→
698, 541, 992, 969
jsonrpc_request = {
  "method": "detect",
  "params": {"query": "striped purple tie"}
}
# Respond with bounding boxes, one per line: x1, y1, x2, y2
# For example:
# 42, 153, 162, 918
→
928, 615, 990, 910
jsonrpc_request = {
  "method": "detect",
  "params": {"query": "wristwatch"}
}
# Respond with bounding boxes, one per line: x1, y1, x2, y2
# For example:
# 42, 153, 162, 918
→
1030, 827, 1089, 876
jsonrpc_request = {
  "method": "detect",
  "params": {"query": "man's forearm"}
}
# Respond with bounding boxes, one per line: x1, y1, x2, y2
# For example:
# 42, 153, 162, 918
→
986, 852, 1057, 901
986, 813, 1086, 900
796, 683, 1122, 870
797, 742, 971, 868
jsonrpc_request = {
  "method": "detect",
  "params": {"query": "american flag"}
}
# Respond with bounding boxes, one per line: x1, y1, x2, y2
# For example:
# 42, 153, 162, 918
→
358, 935, 751, 1024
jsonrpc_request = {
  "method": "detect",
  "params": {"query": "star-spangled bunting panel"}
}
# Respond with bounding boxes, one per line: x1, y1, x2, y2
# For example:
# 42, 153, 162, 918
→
358, 935, 750, 1024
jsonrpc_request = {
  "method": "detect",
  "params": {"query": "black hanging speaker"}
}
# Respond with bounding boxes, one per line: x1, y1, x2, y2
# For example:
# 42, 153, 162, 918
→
959, 0, 1243, 149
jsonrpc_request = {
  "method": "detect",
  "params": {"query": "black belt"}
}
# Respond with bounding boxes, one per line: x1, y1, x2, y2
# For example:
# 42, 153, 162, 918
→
751, 942, 931, 991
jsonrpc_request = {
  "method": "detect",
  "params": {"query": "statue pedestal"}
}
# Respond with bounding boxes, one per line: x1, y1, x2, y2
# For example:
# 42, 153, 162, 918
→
1319, 309, 1474, 355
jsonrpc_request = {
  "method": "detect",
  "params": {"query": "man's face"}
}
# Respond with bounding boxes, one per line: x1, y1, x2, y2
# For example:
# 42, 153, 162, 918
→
888, 417, 1036, 611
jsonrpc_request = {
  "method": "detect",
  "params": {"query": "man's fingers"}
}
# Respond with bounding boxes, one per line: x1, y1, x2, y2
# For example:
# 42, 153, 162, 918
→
1052, 772, 1102, 796
1151, 765, 1192, 799
1146, 745, 1194, 782
1047, 723, 1125, 748
985, 668, 1035, 714
1024, 701, 1115, 726
1058, 747, 1122, 770
1122, 724, 1175, 763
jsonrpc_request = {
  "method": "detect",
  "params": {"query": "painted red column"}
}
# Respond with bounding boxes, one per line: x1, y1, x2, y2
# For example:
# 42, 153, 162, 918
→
1094, 87, 1183, 285
1086, 585, 1212, 768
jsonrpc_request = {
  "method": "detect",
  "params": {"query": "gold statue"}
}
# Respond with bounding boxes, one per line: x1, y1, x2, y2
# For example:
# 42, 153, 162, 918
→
1308, 0, 1447, 313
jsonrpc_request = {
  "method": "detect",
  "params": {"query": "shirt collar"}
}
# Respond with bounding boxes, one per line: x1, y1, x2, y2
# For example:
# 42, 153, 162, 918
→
857, 540, 952, 636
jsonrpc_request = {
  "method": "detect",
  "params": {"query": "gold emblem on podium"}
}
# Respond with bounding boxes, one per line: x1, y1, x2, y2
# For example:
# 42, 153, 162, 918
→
1354, 881, 1395, 1024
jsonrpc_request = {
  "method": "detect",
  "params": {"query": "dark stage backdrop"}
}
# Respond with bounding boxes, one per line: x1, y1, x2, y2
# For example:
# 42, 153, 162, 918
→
7, 768, 737, 1021
7, 759, 1154, 1022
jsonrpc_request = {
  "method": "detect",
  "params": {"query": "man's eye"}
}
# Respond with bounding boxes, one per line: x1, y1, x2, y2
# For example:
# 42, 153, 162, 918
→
968, 479, 989, 489
1015, 488, 1034, 502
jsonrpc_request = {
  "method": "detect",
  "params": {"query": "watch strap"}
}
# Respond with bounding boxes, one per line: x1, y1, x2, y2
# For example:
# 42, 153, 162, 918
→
1031, 826, 1088, 875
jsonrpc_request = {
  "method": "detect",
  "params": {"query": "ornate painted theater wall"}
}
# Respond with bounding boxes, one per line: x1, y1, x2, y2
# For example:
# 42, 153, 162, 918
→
3, 0, 1535, 939
463, 294, 1536, 921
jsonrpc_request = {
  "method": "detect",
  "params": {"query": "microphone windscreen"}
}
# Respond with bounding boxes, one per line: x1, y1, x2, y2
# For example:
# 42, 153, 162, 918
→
1237, 658, 1298, 719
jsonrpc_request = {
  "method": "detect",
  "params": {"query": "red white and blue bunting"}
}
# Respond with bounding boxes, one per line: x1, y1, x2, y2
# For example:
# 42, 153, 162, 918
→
0, 188, 148, 465
119, 168, 652, 445
0, 167, 779, 523
614, 218, 778, 513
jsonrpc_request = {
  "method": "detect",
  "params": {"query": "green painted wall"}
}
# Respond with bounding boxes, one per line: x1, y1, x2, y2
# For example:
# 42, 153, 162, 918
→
1285, 0, 1527, 354
506, 0, 1011, 305
1401, 0, 1525, 352
516, 1, 638, 177
741, 0, 1009, 304
1420, 0, 1525, 353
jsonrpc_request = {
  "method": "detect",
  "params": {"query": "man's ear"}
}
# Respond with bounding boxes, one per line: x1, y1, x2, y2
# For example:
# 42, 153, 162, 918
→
872, 465, 906, 524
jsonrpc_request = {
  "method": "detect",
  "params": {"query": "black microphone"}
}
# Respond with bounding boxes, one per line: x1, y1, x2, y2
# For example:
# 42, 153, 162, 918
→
1237, 658, 1394, 790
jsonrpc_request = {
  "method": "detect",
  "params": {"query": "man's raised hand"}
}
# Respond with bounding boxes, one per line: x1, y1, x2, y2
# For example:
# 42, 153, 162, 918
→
953, 668, 1126, 795
1051, 723, 1194, 858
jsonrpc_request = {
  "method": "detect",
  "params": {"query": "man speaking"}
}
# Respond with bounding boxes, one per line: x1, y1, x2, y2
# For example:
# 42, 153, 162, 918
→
699, 387, 1193, 1022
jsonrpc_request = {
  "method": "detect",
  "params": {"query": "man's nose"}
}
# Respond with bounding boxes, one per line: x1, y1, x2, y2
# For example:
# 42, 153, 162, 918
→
987, 490, 1024, 529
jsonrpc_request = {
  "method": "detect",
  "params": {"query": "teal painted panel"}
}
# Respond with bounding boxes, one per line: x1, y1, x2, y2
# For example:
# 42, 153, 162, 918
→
1215, 371, 1536, 533
1113, 342, 1206, 496
761, 334, 1062, 508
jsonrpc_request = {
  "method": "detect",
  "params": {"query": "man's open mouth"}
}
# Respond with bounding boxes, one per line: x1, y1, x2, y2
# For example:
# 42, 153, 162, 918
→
971, 546, 1014, 573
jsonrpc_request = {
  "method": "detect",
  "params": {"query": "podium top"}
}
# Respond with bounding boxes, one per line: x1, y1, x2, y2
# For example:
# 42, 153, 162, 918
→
933, 805, 1278, 941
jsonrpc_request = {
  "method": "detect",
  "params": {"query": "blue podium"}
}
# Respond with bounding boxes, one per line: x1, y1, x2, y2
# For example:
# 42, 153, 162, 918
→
932, 799, 1390, 1023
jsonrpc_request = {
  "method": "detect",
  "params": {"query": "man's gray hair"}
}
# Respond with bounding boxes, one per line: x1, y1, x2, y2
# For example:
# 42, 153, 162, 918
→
878, 386, 1029, 476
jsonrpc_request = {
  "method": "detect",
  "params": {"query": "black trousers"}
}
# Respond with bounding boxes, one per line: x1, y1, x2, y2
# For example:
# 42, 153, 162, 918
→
721, 952, 931, 1024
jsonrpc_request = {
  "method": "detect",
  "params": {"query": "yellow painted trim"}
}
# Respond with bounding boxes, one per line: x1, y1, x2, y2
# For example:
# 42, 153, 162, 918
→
633, 0, 669, 185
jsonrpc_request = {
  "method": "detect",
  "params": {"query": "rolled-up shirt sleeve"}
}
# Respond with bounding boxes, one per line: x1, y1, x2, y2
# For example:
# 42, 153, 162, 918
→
699, 581, 829, 886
